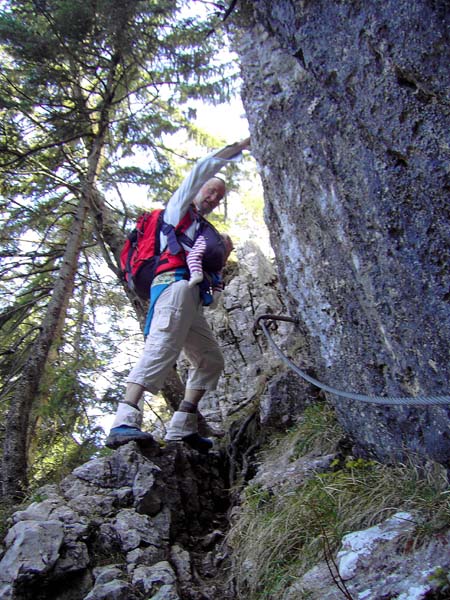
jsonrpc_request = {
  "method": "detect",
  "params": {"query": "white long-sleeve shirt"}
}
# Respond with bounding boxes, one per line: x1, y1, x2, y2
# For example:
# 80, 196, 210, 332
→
159, 148, 240, 251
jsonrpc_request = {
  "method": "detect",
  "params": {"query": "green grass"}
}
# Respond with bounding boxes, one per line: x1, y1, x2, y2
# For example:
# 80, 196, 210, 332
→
227, 404, 450, 600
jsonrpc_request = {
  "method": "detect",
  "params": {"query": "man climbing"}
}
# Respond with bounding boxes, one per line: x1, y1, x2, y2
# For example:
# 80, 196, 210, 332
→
106, 137, 251, 453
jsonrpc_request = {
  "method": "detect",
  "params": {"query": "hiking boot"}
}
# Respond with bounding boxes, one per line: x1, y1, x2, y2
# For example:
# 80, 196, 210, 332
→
105, 425, 155, 449
164, 411, 213, 454
182, 433, 213, 454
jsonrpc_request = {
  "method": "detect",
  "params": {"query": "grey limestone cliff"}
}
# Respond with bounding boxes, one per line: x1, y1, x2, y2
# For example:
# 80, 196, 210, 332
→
235, 0, 450, 466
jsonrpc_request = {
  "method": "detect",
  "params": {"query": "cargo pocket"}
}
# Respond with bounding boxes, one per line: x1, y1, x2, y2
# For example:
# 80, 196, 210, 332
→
156, 306, 174, 332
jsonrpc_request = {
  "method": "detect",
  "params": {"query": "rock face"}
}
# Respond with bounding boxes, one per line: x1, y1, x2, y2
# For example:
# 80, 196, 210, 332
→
196, 242, 320, 486
201, 241, 308, 423
0, 443, 231, 600
235, 0, 450, 466
283, 512, 450, 600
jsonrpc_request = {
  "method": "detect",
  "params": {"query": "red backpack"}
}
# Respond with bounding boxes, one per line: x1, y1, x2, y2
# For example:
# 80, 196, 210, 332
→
120, 208, 226, 300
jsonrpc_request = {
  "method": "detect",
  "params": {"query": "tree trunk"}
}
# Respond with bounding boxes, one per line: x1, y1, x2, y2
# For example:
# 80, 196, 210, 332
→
1, 197, 89, 500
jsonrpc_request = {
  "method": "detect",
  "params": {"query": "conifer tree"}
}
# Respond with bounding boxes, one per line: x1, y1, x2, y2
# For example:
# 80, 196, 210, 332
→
0, 0, 233, 498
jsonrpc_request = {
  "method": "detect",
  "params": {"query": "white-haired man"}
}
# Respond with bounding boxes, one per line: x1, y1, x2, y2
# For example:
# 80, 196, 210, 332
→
106, 138, 250, 453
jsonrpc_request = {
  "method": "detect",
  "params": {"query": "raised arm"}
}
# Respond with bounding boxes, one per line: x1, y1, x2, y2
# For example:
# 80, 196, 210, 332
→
213, 137, 251, 160
164, 138, 251, 227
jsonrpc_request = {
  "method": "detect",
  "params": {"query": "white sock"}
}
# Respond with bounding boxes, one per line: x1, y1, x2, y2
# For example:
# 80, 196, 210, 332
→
111, 402, 143, 429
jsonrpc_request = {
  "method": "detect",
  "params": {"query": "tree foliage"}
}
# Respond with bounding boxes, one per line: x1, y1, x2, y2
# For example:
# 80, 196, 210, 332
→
0, 0, 236, 498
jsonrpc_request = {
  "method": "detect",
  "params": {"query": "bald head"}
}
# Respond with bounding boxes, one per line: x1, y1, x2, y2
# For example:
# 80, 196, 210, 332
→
193, 178, 226, 215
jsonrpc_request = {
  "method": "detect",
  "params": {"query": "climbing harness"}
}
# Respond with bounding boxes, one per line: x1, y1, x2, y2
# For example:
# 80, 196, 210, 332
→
254, 314, 450, 406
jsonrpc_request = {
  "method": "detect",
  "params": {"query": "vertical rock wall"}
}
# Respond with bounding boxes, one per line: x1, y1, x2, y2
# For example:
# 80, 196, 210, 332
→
235, 0, 450, 464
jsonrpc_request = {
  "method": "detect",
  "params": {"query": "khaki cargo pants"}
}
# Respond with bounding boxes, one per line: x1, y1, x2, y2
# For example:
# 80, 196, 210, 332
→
127, 279, 224, 394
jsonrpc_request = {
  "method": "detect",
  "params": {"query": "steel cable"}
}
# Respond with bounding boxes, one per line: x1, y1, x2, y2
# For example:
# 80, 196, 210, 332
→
254, 314, 450, 406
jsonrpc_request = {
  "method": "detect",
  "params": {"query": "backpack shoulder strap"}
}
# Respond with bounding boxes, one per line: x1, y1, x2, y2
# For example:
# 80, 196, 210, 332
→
154, 209, 164, 256
160, 207, 196, 255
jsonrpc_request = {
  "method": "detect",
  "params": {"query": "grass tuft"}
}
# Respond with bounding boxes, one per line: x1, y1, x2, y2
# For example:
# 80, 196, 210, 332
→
227, 404, 450, 600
